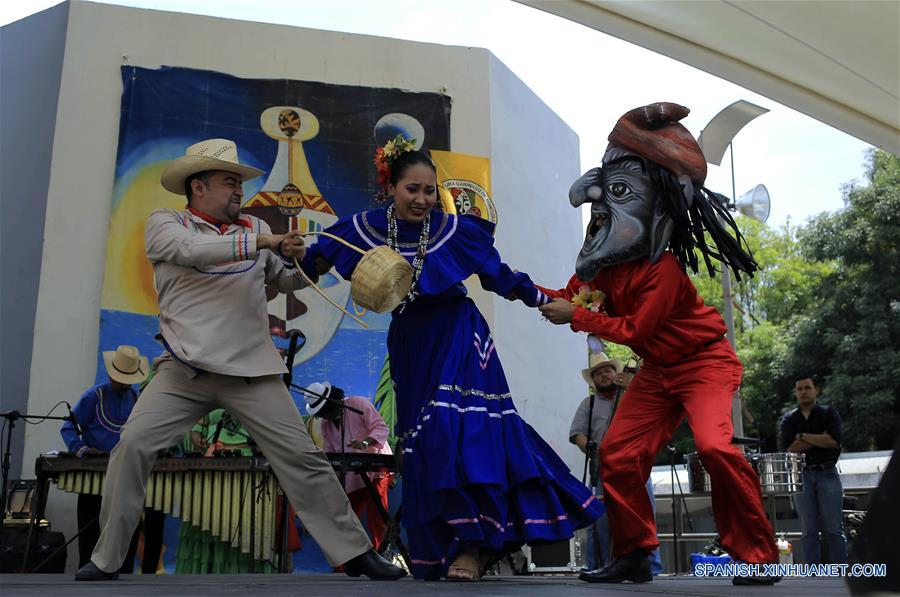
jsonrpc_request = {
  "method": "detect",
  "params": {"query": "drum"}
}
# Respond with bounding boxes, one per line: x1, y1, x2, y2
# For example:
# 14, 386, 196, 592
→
753, 452, 805, 495
685, 451, 805, 496
685, 452, 713, 494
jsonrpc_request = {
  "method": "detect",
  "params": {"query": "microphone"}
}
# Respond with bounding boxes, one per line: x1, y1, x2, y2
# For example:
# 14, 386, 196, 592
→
282, 330, 306, 389
65, 403, 83, 437
731, 436, 761, 446
204, 416, 227, 457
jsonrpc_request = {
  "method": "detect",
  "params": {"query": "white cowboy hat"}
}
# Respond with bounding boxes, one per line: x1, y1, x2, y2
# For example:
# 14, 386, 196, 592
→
160, 138, 264, 195
581, 352, 622, 389
305, 381, 338, 416
102, 345, 149, 385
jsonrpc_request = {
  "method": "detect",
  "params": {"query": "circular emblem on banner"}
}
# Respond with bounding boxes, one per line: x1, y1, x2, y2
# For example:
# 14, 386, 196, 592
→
442, 179, 497, 226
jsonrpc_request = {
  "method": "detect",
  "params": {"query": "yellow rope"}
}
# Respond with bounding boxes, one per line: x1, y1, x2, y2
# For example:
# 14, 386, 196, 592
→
297, 231, 367, 255
293, 256, 368, 329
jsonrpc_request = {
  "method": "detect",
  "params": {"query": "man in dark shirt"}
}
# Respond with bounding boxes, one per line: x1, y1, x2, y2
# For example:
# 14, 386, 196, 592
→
780, 375, 847, 564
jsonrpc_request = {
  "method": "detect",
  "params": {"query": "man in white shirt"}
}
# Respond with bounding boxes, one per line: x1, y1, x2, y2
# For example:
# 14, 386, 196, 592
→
76, 139, 404, 582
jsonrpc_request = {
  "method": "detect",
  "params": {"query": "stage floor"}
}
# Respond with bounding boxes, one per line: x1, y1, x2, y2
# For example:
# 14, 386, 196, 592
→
0, 574, 851, 596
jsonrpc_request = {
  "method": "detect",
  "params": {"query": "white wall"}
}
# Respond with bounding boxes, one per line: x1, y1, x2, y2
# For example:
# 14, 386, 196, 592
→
25, 0, 491, 480
17, 0, 584, 567
487, 55, 587, 473
0, 2, 69, 480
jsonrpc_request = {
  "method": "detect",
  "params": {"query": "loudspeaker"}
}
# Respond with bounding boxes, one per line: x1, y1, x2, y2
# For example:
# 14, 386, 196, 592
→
4, 480, 38, 520
521, 529, 585, 573
0, 525, 67, 573
735, 184, 770, 222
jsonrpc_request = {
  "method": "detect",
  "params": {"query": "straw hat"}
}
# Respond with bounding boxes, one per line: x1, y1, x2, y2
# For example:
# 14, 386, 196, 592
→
581, 352, 622, 389
160, 138, 264, 195
305, 381, 346, 416
102, 345, 149, 385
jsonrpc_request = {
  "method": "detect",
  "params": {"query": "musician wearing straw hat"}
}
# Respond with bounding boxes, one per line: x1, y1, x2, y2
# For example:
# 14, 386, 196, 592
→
61, 345, 165, 573
569, 353, 662, 575
75, 139, 405, 581
570, 353, 622, 471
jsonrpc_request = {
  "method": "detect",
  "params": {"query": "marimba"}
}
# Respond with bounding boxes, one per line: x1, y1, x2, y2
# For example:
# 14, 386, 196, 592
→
34, 452, 398, 566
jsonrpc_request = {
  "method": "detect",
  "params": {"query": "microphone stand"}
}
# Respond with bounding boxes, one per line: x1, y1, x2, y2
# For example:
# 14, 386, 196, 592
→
339, 410, 347, 490
281, 330, 371, 572
203, 413, 257, 456
280, 331, 371, 571
580, 390, 605, 570
275, 329, 305, 573
204, 416, 227, 457
1, 411, 72, 520
581, 395, 595, 486
290, 385, 365, 417
291, 383, 368, 559
667, 444, 680, 575
0, 409, 78, 572
666, 443, 695, 576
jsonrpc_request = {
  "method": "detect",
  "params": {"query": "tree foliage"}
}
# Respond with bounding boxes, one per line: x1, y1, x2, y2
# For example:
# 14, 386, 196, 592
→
782, 150, 900, 450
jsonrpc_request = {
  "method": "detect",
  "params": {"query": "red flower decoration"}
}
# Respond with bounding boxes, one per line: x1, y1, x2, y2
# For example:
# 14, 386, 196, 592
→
374, 147, 391, 189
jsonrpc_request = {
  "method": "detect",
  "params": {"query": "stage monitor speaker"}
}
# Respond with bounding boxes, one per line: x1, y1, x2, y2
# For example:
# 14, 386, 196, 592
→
0, 525, 67, 573
521, 529, 585, 573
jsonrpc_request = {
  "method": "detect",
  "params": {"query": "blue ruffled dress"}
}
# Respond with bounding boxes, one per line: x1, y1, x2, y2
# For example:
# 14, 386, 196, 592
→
304, 208, 603, 579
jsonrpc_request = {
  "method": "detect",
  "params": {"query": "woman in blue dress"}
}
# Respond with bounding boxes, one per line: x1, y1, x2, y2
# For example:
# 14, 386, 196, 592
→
302, 144, 603, 580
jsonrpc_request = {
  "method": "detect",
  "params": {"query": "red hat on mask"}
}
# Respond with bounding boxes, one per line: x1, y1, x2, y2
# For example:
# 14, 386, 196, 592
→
608, 102, 707, 185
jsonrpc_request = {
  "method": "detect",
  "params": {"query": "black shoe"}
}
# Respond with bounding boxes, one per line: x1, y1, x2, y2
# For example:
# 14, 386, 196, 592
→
74, 561, 119, 581
732, 574, 782, 586
344, 549, 407, 580
579, 549, 652, 583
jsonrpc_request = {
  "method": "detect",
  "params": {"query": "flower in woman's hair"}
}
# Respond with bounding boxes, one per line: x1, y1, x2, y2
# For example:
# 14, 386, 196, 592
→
382, 134, 416, 161
374, 134, 417, 192
571, 286, 606, 313
374, 147, 391, 190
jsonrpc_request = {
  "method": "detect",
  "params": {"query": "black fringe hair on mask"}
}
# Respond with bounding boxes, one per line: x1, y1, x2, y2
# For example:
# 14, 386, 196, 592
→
646, 161, 758, 281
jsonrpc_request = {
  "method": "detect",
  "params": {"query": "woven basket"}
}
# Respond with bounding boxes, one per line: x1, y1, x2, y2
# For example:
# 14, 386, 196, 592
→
295, 232, 413, 319
350, 245, 413, 313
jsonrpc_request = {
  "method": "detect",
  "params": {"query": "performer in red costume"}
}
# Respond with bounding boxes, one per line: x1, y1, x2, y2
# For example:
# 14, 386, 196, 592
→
537, 103, 779, 586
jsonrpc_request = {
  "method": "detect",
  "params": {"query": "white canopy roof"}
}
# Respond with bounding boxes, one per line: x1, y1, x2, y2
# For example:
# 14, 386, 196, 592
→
516, 0, 899, 154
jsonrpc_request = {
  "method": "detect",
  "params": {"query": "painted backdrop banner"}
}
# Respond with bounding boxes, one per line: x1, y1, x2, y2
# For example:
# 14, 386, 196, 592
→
99, 65, 451, 403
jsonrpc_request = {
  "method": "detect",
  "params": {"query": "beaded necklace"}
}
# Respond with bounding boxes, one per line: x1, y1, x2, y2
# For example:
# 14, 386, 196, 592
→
387, 203, 431, 313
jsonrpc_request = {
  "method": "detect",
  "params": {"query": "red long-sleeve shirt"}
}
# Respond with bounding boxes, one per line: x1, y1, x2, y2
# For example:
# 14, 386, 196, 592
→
538, 253, 726, 366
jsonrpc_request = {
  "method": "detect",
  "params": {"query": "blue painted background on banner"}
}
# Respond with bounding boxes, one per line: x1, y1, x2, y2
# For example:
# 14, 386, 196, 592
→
98, 65, 450, 402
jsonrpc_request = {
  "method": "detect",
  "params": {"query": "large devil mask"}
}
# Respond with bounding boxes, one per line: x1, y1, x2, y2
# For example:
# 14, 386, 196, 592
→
570, 103, 710, 282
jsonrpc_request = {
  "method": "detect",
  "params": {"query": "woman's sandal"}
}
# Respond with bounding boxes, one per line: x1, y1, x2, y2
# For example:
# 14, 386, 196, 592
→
447, 551, 481, 581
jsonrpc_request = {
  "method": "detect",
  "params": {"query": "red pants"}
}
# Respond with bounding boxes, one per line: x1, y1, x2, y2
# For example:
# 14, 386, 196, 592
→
600, 339, 778, 564
274, 496, 302, 553
348, 475, 391, 551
